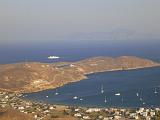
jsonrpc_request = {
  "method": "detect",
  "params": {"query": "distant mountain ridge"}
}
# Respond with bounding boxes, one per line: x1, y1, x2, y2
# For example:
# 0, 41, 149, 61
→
0, 56, 159, 93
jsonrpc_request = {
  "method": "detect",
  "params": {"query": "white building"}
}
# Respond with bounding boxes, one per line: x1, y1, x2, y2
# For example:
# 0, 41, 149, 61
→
86, 108, 101, 113
74, 113, 82, 117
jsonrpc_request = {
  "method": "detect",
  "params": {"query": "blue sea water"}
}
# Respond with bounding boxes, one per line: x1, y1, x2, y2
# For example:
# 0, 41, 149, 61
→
0, 40, 160, 64
24, 67, 160, 108
1, 40, 160, 107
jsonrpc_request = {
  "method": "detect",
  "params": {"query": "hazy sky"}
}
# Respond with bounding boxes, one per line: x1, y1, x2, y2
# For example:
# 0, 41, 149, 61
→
0, 0, 160, 45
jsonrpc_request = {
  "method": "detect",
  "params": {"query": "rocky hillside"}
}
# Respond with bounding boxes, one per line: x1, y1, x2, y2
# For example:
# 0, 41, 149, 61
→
75, 56, 159, 74
0, 56, 159, 93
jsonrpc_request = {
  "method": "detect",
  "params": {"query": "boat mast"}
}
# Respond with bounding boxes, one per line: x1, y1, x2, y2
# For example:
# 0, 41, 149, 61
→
104, 96, 107, 103
154, 88, 158, 94
101, 84, 104, 94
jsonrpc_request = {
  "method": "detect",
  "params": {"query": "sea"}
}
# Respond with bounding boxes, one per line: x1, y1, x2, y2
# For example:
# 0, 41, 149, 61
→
1, 40, 160, 108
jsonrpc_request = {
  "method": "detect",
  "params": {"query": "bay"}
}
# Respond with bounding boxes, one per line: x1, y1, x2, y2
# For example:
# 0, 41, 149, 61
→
24, 67, 160, 108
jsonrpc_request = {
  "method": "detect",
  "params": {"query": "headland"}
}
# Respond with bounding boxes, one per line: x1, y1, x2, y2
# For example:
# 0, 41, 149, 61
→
0, 56, 159, 93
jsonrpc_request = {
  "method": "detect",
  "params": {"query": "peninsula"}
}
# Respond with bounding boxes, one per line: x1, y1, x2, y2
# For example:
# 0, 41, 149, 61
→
0, 56, 159, 93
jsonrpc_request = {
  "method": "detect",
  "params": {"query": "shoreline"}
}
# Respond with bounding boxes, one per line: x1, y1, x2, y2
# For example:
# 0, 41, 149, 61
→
20, 66, 160, 109
21, 65, 160, 94
23, 98, 160, 109
1, 91, 160, 120
0, 56, 160, 94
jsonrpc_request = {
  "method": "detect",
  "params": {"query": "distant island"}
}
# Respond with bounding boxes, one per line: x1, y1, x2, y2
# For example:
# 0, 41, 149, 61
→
0, 56, 160, 93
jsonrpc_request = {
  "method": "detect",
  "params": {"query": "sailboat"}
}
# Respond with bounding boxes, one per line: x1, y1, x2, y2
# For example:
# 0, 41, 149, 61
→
101, 84, 104, 94
104, 96, 107, 103
55, 89, 59, 95
115, 93, 121, 96
80, 98, 83, 101
73, 96, 78, 100
139, 97, 143, 101
136, 93, 139, 97
154, 88, 158, 94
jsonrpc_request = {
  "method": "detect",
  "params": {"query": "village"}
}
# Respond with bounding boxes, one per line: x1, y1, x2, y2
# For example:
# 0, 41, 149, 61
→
0, 91, 160, 120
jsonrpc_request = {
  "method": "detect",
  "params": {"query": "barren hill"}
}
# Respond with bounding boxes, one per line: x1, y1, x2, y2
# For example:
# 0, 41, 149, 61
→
0, 56, 159, 93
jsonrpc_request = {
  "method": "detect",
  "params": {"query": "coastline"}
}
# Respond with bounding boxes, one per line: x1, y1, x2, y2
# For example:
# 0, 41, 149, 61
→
1, 56, 160, 119
0, 56, 160, 94
21, 66, 160, 109
1, 91, 160, 120
22, 65, 160, 94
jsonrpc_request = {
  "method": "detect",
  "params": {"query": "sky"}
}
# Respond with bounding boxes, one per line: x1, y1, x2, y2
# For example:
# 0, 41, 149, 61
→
0, 0, 160, 46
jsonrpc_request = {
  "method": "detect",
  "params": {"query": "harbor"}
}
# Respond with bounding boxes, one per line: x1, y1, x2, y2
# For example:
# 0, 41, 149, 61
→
23, 67, 160, 108
1, 92, 160, 120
